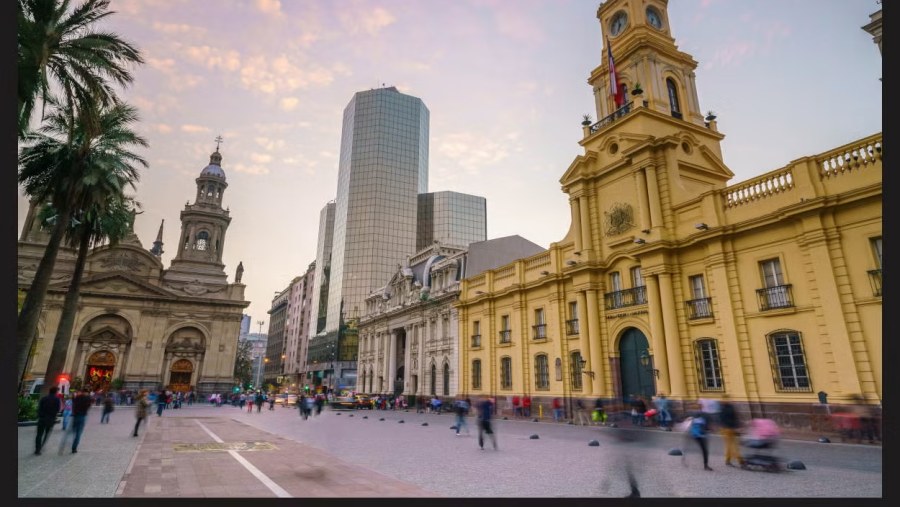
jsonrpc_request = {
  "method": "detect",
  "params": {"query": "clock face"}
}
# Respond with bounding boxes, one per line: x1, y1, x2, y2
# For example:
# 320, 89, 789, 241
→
610, 11, 628, 36
646, 7, 663, 29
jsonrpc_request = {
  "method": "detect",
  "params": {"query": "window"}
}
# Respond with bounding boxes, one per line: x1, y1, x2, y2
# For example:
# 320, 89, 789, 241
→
566, 301, 579, 335
757, 258, 793, 310
871, 237, 882, 268
869, 236, 883, 297
666, 78, 681, 118
535, 354, 550, 389
430, 364, 437, 395
570, 351, 583, 390
533, 308, 547, 339
472, 359, 482, 389
555, 358, 562, 381
442, 363, 450, 396
195, 231, 209, 251
767, 331, 811, 392
631, 266, 645, 287
686, 274, 713, 319
609, 272, 622, 292
694, 339, 723, 391
499, 315, 511, 343
500, 357, 512, 389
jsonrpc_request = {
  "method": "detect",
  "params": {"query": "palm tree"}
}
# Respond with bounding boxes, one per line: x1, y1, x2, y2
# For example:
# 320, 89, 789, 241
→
17, 102, 148, 389
17, 0, 143, 138
40, 195, 140, 397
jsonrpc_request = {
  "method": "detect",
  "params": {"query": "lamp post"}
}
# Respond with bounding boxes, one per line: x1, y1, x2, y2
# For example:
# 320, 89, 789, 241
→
255, 320, 265, 389
639, 350, 659, 399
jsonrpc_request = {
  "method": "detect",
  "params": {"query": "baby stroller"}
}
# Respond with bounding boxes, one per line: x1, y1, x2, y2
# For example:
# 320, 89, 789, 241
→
740, 418, 783, 472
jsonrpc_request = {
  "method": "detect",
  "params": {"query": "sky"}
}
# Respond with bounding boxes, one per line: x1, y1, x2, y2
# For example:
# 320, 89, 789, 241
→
17, 0, 883, 329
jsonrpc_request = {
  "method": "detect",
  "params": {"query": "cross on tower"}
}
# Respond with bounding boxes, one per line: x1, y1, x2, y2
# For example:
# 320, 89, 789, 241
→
215, 135, 224, 152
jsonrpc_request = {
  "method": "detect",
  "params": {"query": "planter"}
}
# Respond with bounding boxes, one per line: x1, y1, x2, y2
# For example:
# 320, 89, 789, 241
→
631, 89, 643, 96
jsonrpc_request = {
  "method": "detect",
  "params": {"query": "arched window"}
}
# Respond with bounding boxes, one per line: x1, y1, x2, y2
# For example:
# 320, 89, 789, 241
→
500, 357, 512, 389
666, 78, 682, 119
694, 339, 723, 391
535, 354, 550, 389
570, 351, 583, 390
472, 359, 482, 389
430, 363, 437, 395
442, 363, 450, 396
196, 231, 210, 251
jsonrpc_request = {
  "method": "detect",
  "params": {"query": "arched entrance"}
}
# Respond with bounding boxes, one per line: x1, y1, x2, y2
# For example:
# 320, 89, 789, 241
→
442, 362, 450, 396
168, 359, 194, 393
618, 327, 655, 402
395, 365, 404, 396
85, 350, 116, 392
430, 363, 437, 395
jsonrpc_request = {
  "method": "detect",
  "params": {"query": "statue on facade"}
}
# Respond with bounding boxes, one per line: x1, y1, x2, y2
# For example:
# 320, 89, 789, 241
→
235, 261, 244, 283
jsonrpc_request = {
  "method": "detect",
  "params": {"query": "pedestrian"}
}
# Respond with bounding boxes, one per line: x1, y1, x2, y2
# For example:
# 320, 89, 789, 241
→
247, 394, 254, 413
592, 397, 607, 426
156, 391, 166, 416
239, 393, 246, 410
631, 395, 646, 426
61, 395, 73, 431
101, 393, 115, 424
552, 397, 563, 422
522, 396, 532, 418
255, 391, 264, 413
133, 390, 150, 437
689, 413, 713, 471
512, 395, 521, 418
718, 396, 744, 467
268, 393, 276, 411
416, 395, 425, 413
34, 386, 62, 455
59, 388, 92, 454
315, 394, 324, 415
575, 398, 590, 425
699, 397, 720, 430
477, 398, 498, 450
454, 398, 471, 435
654, 393, 672, 431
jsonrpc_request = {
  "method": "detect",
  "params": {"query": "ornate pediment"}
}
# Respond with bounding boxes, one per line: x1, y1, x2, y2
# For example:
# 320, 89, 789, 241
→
164, 279, 227, 297
71, 273, 175, 298
89, 244, 163, 277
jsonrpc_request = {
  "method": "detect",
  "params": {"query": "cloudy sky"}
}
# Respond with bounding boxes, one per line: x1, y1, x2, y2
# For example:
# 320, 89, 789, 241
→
17, 0, 882, 328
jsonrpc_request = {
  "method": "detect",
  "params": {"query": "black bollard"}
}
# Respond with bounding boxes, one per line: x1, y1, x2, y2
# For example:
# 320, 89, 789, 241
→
667, 448, 683, 456
588, 440, 600, 446
529, 434, 539, 439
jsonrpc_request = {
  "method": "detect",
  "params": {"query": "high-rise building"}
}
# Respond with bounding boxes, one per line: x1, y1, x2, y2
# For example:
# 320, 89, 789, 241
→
308, 202, 335, 337
417, 191, 487, 250
239, 314, 251, 342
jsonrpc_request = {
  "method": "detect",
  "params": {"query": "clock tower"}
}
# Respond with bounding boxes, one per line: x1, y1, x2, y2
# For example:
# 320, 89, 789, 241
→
590, 0, 706, 126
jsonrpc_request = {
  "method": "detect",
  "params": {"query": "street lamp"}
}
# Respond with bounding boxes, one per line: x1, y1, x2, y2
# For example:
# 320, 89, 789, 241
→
577, 358, 596, 380
640, 350, 660, 378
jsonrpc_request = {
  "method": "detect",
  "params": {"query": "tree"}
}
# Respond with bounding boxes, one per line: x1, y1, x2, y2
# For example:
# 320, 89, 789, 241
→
234, 339, 254, 390
40, 194, 141, 397
17, 102, 148, 389
17, 0, 143, 138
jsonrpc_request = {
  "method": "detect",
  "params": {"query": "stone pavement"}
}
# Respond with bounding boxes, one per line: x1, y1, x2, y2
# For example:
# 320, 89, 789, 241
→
18, 403, 433, 498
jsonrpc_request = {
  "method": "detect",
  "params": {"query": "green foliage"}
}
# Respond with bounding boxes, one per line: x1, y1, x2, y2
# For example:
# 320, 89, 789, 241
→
110, 377, 124, 390
18, 396, 37, 422
71, 376, 83, 391
233, 339, 253, 389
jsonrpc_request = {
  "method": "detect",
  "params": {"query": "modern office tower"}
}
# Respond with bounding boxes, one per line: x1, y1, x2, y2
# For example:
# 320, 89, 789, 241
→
417, 191, 487, 250
326, 87, 430, 333
308, 202, 335, 337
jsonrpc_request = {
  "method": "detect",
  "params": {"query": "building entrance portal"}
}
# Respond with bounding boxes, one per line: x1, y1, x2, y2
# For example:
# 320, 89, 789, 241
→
618, 327, 655, 402
85, 350, 116, 392
168, 359, 194, 393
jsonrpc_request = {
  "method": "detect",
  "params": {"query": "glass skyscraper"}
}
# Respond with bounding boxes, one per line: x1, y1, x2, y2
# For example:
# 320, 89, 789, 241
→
417, 191, 487, 250
326, 87, 430, 331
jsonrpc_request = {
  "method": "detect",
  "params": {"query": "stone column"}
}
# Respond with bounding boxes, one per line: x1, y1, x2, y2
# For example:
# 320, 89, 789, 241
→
579, 196, 592, 253
403, 327, 412, 394
658, 273, 686, 397
645, 275, 672, 395
645, 165, 663, 229
635, 169, 651, 232
571, 197, 583, 252
373, 331, 381, 392
586, 289, 603, 395
388, 330, 398, 394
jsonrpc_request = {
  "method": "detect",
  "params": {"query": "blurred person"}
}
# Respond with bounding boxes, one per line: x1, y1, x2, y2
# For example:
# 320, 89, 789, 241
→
61, 395, 73, 431
59, 388, 91, 454
552, 397, 563, 422
654, 393, 672, 431
133, 390, 150, 437
156, 391, 166, 416
454, 397, 471, 436
239, 393, 246, 410
593, 397, 607, 426
100, 393, 115, 423
268, 393, 276, 411
689, 413, 713, 471
477, 398, 498, 450
255, 391, 264, 413
522, 395, 532, 418
575, 398, 590, 425
718, 396, 744, 467
699, 397, 720, 430
34, 386, 61, 455
511, 395, 521, 418
630, 395, 646, 426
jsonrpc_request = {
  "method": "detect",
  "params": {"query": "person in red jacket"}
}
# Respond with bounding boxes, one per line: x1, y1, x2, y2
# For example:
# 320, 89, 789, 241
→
512, 395, 521, 418
522, 396, 532, 418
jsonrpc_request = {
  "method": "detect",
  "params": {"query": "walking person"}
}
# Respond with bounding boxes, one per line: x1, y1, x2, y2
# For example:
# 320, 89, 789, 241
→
718, 397, 744, 467
268, 393, 276, 411
156, 391, 166, 417
689, 413, 713, 471
477, 398, 498, 450
552, 397, 563, 422
454, 398, 471, 435
133, 390, 150, 437
522, 396, 532, 418
58, 388, 92, 454
593, 397, 607, 426
575, 398, 590, 426
34, 386, 62, 455
654, 393, 672, 431
255, 391, 264, 413
100, 393, 115, 423
61, 395, 73, 431
247, 394, 254, 413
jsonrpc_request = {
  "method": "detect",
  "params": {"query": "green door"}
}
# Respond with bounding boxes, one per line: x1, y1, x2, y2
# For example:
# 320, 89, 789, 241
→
619, 328, 654, 402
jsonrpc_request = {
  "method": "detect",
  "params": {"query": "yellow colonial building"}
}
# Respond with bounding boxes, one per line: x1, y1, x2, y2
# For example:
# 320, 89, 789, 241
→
456, 0, 881, 428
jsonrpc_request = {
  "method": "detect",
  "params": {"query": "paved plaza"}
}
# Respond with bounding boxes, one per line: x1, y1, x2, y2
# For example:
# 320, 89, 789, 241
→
18, 403, 882, 498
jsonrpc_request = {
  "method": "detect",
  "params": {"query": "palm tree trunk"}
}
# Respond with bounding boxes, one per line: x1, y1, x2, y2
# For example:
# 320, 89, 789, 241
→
41, 229, 91, 397
16, 205, 72, 390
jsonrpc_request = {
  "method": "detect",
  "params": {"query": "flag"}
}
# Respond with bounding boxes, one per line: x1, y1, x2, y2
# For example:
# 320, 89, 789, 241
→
607, 38, 623, 108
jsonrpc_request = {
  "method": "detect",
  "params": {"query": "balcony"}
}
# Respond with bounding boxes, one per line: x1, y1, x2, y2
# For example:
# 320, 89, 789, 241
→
532, 324, 547, 340
471, 334, 482, 348
868, 269, 882, 297
589, 101, 634, 134
499, 330, 511, 344
685, 298, 714, 320
604, 286, 648, 310
756, 284, 794, 311
565, 319, 580, 335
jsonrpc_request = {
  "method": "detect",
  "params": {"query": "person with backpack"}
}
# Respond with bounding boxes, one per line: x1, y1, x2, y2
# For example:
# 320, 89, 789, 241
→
133, 390, 150, 437
454, 397, 471, 435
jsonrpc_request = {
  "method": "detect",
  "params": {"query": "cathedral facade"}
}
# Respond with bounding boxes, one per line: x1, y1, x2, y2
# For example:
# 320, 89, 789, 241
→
17, 149, 250, 396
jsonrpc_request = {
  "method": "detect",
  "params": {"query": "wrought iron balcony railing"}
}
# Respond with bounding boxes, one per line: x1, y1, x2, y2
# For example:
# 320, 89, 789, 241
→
756, 284, 794, 311
604, 286, 648, 310
565, 319, 580, 335
685, 297, 714, 320
589, 101, 634, 134
499, 330, 511, 343
471, 334, 481, 348
532, 324, 547, 340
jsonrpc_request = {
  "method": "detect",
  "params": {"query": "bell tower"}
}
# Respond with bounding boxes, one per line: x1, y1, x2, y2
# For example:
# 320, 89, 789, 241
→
164, 144, 232, 285
590, 0, 706, 126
